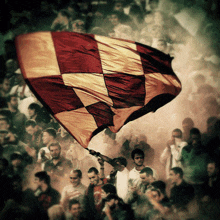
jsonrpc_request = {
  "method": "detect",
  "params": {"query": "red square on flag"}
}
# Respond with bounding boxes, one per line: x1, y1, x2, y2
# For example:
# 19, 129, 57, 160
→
104, 73, 146, 108
86, 102, 114, 127
52, 32, 102, 74
28, 76, 84, 114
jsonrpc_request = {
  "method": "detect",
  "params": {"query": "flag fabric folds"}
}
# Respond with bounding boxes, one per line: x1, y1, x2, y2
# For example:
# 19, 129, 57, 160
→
15, 31, 181, 148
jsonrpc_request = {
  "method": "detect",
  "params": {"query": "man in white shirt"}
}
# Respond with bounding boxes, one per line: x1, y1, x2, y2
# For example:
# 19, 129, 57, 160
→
129, 148, 157, 186
113, 157, 129, 201
37, 128, 57, 165
60, 169, 86, 211
129, 148, 145, 186
160, 128, 187, 179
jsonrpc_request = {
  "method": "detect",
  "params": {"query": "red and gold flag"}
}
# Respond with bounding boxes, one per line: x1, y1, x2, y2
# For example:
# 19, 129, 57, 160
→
15, 32, 181, 148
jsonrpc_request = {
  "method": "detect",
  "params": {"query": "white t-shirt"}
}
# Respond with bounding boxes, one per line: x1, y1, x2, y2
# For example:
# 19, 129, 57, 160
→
116, 168, 129, 201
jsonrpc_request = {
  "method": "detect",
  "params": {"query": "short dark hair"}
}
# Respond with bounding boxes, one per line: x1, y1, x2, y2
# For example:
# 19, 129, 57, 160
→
131, 148, 144, 160
190, 128, 201, 136
102, 184, 117, 195
28, 103, 41, 114
150, 188, 161, 197
171, 167, 183, 179
0, 109, 12, 121
0, 117, 10, 125
10, 152, 23, 161
69, 199, 80, 210
140, 167, 153, 176
208, 159, 220, 169
59, 9, 71, 19
44, 128, 57, 139
108, 10, 123, 22
49, 142, 61, 150
35, 171, 51, 185
88, 167, 99, 174
172, 128, 182, 137
25, 119, 37, 128
207, 116, 218, 125
150, 180, 166, 195
114, 157, 127, 167
70, 169, 82, 178
105, 194, 120, 202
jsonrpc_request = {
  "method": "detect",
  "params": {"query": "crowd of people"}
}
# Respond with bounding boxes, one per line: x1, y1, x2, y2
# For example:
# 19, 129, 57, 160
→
0, 0, 220, 219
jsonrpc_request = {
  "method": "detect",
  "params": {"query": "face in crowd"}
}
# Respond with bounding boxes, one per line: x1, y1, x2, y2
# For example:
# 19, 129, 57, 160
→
140, 172, 154, 186
169, 170, 179, 185
34, 177, 42, 188
191, 134, 201, 147
69, 203, 82, 218
88, 171, 100, 186
26, 125, 35, 136
207, 163, 218, 178
42, 131, 53, 145
69, 172, 81, 187
134, 153, 144, 167
50, 145, 61, 160
109, 14, 119, 26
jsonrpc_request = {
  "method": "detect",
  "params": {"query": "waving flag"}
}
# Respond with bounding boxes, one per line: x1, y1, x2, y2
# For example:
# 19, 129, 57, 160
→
15, 32, 181, 148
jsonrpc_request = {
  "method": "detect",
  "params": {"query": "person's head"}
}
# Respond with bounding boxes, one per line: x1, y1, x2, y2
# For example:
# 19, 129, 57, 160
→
34, 171, 50, 187
28, 103, 41, 119
189, 128, 201, 147
87, 167, 100, 186
108, 10, 122, 26
48, 204, 66, 220
14, 69, 24, 85
114, 157, 127, 171
172, 128, 182, 138
42, 128, 56, 145
105, 194, 121, 210
113, 1, 124, 12
70, 19, 85, 33
49, 142, 61, 159
57, 9, 71, 26
6, 94, 18, 110
5, 59, 18, 73
69, 169, 82, 187
1, 77, 11, 93
146, 188, 161, 202
182, 118, 194, 133
0, 117, 10, 131
69, 199, 82, 218
35, 110, 51, 130
10, 152, 23, 168
149, 180, 166, 196
207, 161, 219, 178
101, 183, 117, 199
25, 119, 37, 136
169, 167, 183, 184
172, 128, 182, 144
131, 148, 145, 167
140, 167, 154, 186
149, 0, 159, 11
